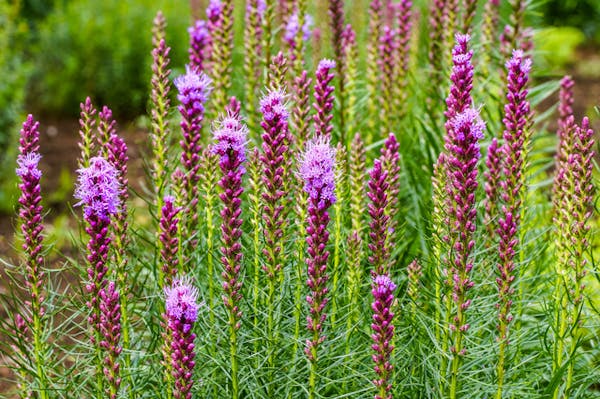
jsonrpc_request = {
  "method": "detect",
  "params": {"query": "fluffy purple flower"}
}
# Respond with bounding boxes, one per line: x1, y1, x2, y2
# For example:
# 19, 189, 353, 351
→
165, 278, 200, 327
16, 152, 42, 180
371, 274, 397, 399
259, 89, 289, 122
174, 65, 212, 113
284, 12, 313, 44
299, 137, 337, 209
212, 113, 249, 165
450, 108, 485, 157
165, 277, 199, 399
74, 156, 120, 219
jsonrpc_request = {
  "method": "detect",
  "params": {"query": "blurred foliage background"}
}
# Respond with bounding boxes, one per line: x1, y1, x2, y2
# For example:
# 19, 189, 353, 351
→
0, 0, 598, 214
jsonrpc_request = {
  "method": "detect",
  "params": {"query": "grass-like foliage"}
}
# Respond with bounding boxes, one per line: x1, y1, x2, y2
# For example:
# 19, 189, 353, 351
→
1, 0, 599, 398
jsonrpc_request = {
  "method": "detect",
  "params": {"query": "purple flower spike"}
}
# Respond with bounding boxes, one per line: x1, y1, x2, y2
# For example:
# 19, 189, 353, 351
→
212, 113, 249, 165
165, 278, 199, 399
445, 34, 474, 123
445, 107, 484, 359
371, 274, 397, 399
159, 196, 181, 287
99, 281, 122, 399
188, 20, 210, 71
313, 59, 336, 139
19, 114, 40, 155
259, 90, 291, 279
301, 137, 336, 394
74, 156, 120, 220
285, 12, 313, 46
299, 136, 337, 209
367, 159, 391, 277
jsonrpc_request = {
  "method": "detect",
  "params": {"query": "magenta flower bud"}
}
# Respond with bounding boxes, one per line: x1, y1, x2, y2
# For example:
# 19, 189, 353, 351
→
188, 20, 210, 71
159, 196, 181, 287
165, 278, 200, 399
371, 274, 397, 399
313, 59, 336, 139
19, 114, 40, 155
99, 281, 122, 399
445, 34, 473, 123
367, 159, 391, 277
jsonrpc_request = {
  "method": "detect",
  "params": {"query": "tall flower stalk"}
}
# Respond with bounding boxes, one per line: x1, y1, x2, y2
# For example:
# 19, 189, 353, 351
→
74, 156, 121, 399
150, 11, 172, 216
243, 0, 265, 135
211, 0, 234, 111
552, 116, 595, 398
445, 109, 485, 399
259, 90, 290, 385
174, 66, 211, 258
213, 113, 248, 399
379, 25, 395, 136
313, 59, 336, 139
370, 274, 397, 399
98, 281, 122, 399
15, 115, 49, 399
188, 20, 209, 72
78, 97, 97, 169
368, 159, 391, 277
366, 0, 383, 142
164, 278, 200, 399
393, 0, 412, 120
300, 137, 336, 399
495, 51, 531, 399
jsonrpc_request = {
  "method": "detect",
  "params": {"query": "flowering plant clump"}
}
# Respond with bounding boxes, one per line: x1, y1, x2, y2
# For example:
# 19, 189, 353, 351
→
1, 2, 599, 399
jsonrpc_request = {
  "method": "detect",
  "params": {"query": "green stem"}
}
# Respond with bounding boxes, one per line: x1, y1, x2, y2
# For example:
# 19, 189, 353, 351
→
229, 315, 239, 399
330, 202, 343, 329
496, 338, 506, 399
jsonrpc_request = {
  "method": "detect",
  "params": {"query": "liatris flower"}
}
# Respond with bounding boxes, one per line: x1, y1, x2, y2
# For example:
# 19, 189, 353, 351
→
366, 0, 383, 140
259, 90, 290, 281
78, 97, 97, 169
74, 156, 120, 394
213, 113, 248, 399
150, 11, 172, 213
188, 20, 210, 72
495, 51, 531, 397
370, 274, 397, 399
556, 76, 575, 164
380, 133, 400, 248
300, 137, 336, 399
445, 108, 485, 397
367, 159, 391, 277
174, 66, 211, 252
291, 70, 313, 151
483, 138, 501, 242
98, 281, 122, 399
393, 0, 412, 119
159, 196, 181, 288
552, 117, 595, 396
313, 59, 336, 139
378, 25, 395, 135
445, 34, 473, 123
206, 0, 223, 64
327, 0, 345, 72
226, 96, 241, 118
210, 0, 234, 111
15, 116, 49, 398
97, 106, 116, 157
165, 278, 200, 399
284, 11, 313, 59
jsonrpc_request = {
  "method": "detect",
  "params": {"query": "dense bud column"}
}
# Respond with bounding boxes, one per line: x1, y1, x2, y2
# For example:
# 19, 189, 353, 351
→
78, 97, 97, 169
552, 115, 595, 398
211, 0, 234, 111
174, 67, 211, 259
188, 20, 209, 71
165, 279, 200, 399
300, 137, 336, 399
150, 11, 172, 216
393, 0, 412, 121
379, 25, 395, 136
243, 0, 265, 137
446, 109, 485, 399
313, 59, 336, 139
74, 156, 121, 399
98, 281, 122, 399
15, 115, 49, 399
212, 113, 248, 399
370, 275, 397, 399
367, 159, 391, 277
495, 50, 532, 399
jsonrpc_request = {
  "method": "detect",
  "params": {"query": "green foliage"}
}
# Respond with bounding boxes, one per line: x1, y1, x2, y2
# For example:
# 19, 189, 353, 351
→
541, 0, 600, 43
534, 27, 585, 73
0, 0, 30, 214
29, 0, 191, 118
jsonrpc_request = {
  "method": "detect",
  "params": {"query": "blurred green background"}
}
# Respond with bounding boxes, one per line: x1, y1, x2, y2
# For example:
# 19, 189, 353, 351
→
0, 0, 598, 214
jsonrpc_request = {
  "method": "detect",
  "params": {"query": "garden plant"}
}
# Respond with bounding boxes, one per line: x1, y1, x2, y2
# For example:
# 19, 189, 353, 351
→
0, 0, 599, 398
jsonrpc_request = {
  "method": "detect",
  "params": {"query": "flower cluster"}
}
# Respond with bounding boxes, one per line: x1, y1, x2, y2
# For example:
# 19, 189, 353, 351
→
371, 274, 397, 399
